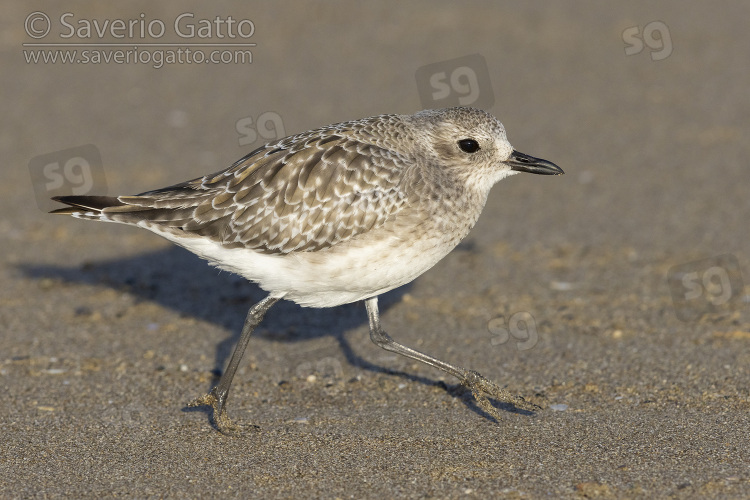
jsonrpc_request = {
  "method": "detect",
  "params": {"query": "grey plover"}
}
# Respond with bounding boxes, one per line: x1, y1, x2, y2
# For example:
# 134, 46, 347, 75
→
52, 107, 563, 432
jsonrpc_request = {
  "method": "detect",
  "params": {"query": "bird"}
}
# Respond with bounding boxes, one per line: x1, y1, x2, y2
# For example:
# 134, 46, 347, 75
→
51, 106, 563, 433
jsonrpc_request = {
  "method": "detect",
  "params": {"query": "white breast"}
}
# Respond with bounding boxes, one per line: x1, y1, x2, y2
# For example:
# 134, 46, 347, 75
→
141, 219, 461, 308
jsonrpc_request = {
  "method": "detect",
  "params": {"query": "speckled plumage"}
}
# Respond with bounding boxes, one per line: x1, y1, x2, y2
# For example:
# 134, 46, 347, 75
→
52, 107, 562, 431
53, 107, 561, 307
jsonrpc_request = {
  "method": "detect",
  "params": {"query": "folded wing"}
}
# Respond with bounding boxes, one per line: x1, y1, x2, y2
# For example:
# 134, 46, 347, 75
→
56, 128, 413, 255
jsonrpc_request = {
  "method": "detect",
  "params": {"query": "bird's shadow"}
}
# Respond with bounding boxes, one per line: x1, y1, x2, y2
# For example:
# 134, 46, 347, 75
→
21, 245, 532, 422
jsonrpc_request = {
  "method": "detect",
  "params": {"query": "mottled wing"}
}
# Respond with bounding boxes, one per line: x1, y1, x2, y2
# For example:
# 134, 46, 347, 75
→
104, 129, 412, 254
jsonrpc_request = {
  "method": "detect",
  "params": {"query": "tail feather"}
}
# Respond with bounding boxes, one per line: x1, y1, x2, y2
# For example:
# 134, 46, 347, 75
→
50, 195, 124, 213
50, 194, 194, 226
50, 195, 130, 220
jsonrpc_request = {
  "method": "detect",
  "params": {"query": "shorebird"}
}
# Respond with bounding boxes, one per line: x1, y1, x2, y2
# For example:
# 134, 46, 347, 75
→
52, 107, 563, 433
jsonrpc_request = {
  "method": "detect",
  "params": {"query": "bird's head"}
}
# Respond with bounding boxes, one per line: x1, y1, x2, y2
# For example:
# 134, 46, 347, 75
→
410, 107, 563, 192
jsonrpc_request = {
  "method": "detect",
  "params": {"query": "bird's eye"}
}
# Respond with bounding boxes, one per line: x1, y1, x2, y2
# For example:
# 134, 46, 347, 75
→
458, 139, 480, 153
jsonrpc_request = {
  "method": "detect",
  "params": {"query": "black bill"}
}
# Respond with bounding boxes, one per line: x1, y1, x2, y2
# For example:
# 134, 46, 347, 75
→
506, 150, 564, 175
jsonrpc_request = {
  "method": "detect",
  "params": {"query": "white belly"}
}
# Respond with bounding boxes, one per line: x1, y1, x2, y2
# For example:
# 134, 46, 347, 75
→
142, 220, 459, 308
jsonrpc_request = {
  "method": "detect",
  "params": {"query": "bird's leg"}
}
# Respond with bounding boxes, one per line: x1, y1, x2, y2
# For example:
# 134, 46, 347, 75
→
189, 294, 280, 434
365, 297, 539, 419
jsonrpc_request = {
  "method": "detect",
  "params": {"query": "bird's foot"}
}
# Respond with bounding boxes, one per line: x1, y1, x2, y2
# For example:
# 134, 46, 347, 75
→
188, 389, 259, 435
460, 370, 540, 420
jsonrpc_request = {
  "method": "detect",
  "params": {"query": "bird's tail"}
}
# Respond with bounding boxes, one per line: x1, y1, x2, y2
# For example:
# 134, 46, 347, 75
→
50, 195, 126, 221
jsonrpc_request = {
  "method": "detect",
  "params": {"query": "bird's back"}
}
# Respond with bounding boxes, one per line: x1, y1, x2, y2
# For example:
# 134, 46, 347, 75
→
54, 114, 426, 255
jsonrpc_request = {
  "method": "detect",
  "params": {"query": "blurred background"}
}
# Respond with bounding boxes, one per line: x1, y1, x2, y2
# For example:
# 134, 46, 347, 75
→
2, 1, 748, 497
